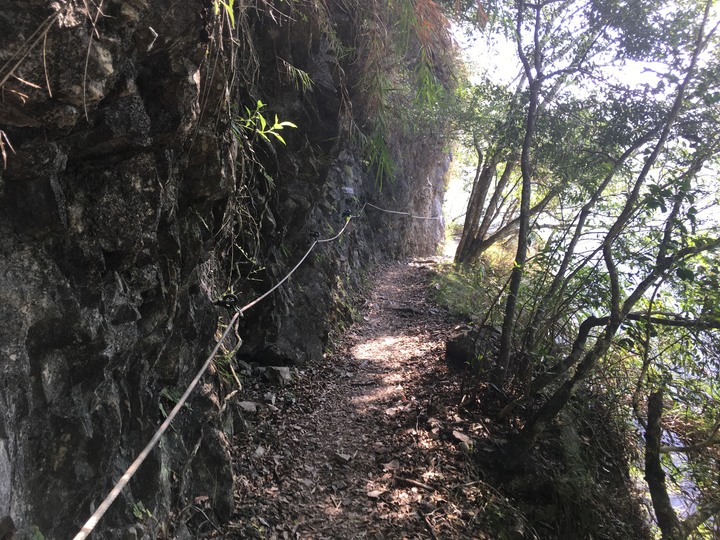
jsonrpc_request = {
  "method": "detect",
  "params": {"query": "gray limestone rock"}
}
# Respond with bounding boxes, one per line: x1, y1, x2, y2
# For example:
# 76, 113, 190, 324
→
265, 366, 293, 386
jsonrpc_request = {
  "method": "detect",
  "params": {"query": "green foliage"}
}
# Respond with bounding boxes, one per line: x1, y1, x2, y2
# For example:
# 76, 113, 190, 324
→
432, 263, 486, 319
232, 100, 297, 145
349, 0, 457, 189
215, 351, 242, 388
431, 262, 509, 324
357, 125, 395, 191
132, 501, 153, 521
158, 387, 190, 419
280, 59, 313, 93
450, 0, 720, 534
213, 0, 236, 28
30, 526, 44, 540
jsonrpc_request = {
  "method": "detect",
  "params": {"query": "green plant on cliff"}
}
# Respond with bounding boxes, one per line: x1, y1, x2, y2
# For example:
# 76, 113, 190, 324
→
280, 59, 313, 93
131, 502, 153, 522
213, 0, 236, 28
231, 100, 297, 146
159, 387, 191, 420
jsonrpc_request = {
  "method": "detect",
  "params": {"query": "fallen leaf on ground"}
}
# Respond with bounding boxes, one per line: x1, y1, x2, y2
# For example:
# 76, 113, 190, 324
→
452, 430, 471, 444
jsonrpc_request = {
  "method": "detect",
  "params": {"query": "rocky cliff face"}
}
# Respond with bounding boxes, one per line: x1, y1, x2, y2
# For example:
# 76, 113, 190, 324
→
0, 1, 447, 537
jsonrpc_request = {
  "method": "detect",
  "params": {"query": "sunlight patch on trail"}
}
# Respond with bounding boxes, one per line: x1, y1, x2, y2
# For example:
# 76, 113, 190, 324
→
348, 333, 423, 411
350, 386, 406, 405
350, 335, 407, 360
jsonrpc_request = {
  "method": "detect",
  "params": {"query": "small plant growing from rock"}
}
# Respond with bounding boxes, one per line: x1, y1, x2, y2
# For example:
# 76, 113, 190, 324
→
213, 0, 236, 28
131, 502, 152, 522
231, 100, 297, 145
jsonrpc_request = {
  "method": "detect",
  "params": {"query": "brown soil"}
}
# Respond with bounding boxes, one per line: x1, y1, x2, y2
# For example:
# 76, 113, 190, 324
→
214, 260, 493, 539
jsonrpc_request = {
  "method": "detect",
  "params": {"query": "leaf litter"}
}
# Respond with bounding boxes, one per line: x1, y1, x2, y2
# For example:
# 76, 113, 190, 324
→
214, 259, 502, 539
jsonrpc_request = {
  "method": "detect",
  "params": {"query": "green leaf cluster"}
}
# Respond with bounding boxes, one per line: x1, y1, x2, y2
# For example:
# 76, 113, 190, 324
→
231, 100, 297, 146
213, 0, 236, 28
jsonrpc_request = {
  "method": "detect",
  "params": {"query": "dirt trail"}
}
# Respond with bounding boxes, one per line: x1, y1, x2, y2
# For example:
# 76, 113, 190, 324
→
217, 260, 486, 539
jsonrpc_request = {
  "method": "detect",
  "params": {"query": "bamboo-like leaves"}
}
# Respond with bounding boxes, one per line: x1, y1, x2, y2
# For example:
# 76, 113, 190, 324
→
232, 100, 297, 146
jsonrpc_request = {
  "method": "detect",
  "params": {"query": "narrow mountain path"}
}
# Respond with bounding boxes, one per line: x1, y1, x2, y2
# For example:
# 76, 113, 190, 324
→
217, 260, 489, 539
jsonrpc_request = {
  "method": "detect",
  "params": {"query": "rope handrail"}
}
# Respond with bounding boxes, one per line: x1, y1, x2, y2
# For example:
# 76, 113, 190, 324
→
365, 202, 442, 220
73, 311, 242, 540
73, 202, 439, 539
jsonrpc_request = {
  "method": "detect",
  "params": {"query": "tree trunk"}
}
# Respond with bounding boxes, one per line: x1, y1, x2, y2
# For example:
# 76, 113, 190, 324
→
455, 160, 497, 263
455, 143, 488, 261
506, 0, 716, 453
466, 188, 556, 259
458, 157, 519, 262
508, 328, 615, 463
494, 85, 539, 383
493, 0, 546, 384
523, 134, 654, 352
478, 158, 516, 241
645, 390, 685, 540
